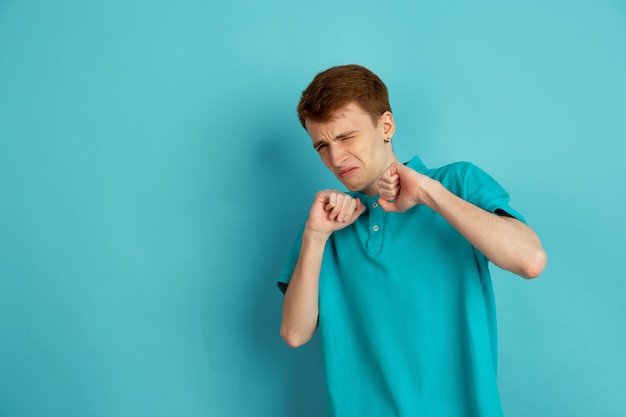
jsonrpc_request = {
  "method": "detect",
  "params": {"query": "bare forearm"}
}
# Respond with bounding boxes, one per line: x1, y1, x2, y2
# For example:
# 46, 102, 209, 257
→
280, 229, 328, 347
424, 180, 546, 278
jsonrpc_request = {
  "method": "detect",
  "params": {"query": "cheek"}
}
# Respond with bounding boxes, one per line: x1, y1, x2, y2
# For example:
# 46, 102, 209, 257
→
364, 142, 388, 169
319, 153, 333, 168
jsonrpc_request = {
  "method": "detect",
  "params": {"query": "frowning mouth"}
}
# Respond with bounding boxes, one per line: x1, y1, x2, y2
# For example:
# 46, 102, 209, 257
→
338, 167, 358, 178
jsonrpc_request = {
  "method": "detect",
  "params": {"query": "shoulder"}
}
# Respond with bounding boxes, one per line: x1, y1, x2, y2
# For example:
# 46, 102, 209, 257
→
406, 156, 478, 187
407, 156, 506, 200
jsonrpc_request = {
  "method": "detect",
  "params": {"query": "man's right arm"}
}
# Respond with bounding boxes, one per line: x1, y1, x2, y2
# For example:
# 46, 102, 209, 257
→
279, 229, 327, 348
280, 190, 365, 348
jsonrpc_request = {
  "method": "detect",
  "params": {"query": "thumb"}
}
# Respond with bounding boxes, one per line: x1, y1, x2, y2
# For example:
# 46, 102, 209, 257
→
355, 198, 367, 215
377, 197, 398, 213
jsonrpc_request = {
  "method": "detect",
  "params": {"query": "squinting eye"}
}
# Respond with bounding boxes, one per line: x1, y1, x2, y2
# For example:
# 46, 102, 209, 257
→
316, 144, 327, 152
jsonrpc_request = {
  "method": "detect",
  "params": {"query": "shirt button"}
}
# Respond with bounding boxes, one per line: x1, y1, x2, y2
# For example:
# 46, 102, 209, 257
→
372, 202, 379, 208
373, 225, 380, 232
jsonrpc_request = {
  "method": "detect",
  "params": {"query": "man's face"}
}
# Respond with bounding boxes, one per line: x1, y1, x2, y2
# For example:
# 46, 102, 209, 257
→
305, 102, 396, 196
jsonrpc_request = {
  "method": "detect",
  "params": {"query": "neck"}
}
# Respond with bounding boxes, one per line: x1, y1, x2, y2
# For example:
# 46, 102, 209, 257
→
361, 154, 400, 196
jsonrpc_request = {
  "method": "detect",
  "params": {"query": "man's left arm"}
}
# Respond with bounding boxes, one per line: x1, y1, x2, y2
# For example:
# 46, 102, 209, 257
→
377, 162, 547, 279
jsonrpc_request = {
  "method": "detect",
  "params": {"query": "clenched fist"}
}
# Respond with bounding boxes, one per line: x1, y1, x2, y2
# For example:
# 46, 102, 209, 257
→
305, 190, 366, 238
377, 162, 436, 212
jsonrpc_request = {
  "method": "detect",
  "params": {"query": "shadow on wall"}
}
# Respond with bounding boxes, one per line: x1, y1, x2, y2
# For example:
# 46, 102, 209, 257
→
242, 133, 327, 416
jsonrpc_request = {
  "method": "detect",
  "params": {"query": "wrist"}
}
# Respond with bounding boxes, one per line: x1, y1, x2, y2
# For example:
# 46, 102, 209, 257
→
303, 223, 332, 244
419, 177, 446, 210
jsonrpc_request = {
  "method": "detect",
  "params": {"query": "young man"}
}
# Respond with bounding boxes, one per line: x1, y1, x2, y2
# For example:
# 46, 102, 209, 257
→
278, 64, 546, 417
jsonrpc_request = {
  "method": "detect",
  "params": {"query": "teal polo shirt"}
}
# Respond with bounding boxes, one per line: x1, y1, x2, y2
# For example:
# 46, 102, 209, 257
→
278, 156, 526, 417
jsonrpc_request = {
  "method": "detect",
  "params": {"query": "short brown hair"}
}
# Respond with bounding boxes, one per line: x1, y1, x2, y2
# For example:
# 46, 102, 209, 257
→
297, 64, 392, 129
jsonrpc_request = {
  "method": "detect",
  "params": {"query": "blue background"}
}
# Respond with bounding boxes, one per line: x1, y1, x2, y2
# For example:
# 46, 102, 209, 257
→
1, 1, 625, 416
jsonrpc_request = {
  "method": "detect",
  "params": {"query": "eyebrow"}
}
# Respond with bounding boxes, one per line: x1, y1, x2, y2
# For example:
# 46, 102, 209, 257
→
312, 130, 358, 149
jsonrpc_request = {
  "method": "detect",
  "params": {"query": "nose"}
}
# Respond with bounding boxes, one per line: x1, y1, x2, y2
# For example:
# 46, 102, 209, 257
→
329, 144, 346, 167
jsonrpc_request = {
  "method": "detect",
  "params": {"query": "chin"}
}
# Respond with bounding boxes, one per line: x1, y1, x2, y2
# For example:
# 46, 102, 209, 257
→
341, 182, 362, 192
338, 176, 367, 193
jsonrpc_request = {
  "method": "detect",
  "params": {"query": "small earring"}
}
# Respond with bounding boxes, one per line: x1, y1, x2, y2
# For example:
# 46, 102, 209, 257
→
384, 137, 392, 143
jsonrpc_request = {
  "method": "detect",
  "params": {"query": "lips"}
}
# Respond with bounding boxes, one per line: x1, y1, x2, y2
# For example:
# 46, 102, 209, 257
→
338, 167, 358, 178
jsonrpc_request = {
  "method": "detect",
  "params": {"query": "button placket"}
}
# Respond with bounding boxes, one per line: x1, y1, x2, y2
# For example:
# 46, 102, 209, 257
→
367, 199, 384, 252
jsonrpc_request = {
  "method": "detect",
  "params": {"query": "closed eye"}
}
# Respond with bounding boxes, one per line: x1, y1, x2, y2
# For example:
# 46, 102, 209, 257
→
336, 130, 357, 141
314, 133, 355, 152
315, 143, 327, 152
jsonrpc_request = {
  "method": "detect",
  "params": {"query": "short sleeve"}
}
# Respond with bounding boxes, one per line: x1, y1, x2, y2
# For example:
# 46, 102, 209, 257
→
277, 226, 304, 294
462, 163, 527, 224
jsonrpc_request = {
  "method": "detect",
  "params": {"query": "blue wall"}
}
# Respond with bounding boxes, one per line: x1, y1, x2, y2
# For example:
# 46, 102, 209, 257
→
1, 1, 625, 416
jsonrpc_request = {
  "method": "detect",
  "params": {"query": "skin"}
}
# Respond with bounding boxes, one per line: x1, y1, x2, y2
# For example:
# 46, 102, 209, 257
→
280, 102, 547, 348
308, 103, 397, 198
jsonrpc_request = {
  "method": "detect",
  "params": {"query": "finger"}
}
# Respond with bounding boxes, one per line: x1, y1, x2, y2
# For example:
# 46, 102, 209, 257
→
342, 198, 365, 224
379, 190, 397, 202
324, 192, 337, 217
328, 192, 351, 221
382, 162, 401, 181
336, 194, 355, 222
378, 173, 399, 187
379, 179, 400, 200
379, 169, 399, 184
379, 175, 399, 188
329, 194, 345, 221
378, 177, 398, 191
377, 175, 400, 192
353, 198, 367, 218
339, 197, 357, 222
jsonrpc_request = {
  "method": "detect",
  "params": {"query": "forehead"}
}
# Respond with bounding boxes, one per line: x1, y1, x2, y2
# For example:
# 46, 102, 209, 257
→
305, 103, 374, 135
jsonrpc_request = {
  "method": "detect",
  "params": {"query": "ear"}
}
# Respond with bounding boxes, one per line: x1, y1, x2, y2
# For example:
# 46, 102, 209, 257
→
380, 111, 395, 138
